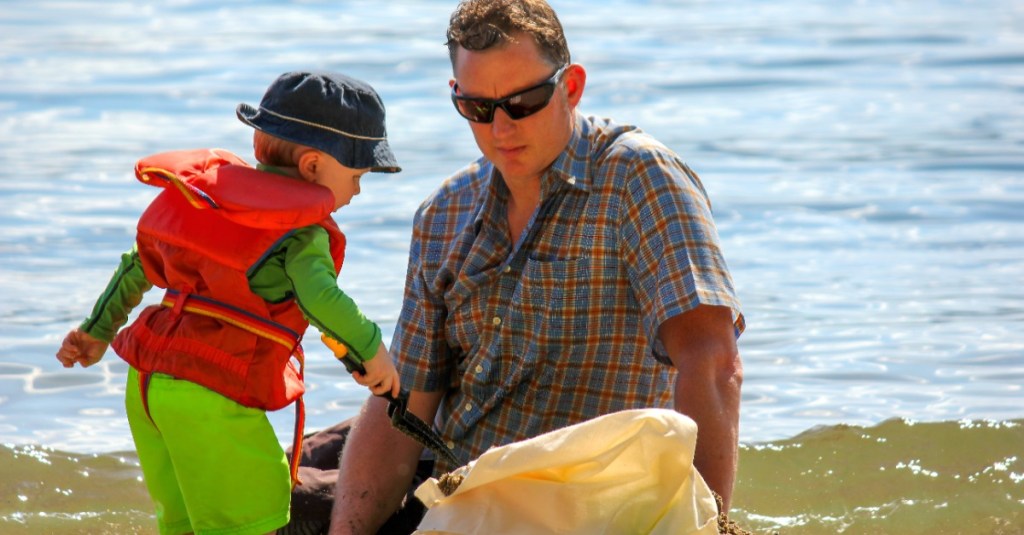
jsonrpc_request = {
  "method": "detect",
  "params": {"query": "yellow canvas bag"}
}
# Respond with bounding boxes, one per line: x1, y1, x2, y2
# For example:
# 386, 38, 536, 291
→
414, 408, 719, 535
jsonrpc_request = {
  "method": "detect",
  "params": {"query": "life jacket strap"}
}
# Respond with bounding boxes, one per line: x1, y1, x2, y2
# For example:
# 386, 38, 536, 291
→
160, 289, 301, 353
290, 345, 306, 488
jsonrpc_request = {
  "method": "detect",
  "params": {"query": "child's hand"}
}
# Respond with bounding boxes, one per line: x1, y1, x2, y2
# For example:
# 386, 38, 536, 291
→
356, 342, 401, 398
56, 328, 108, 368
321, 335, 400, 398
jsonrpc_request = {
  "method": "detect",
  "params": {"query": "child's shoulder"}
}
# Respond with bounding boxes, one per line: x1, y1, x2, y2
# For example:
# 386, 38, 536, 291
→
287, 224, 331, 244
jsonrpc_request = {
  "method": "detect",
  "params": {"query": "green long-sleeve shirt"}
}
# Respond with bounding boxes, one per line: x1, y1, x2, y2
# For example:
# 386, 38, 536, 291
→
80, 224, 382, 362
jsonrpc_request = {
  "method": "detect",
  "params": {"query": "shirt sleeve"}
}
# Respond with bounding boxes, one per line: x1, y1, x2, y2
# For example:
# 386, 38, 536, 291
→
80, 245, 153, 343
284, 225, 382, 362
616, 143, 745, 356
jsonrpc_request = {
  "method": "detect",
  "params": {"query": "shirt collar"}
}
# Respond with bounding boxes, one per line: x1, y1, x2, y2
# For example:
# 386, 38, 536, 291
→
544, 112, 592, 195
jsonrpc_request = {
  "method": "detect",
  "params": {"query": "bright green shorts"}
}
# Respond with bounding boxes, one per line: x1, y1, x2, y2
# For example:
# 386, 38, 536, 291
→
125, 368, 291, 535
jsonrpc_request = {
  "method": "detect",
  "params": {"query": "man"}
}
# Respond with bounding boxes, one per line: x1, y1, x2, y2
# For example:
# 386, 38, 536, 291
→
311, 1, 744, 533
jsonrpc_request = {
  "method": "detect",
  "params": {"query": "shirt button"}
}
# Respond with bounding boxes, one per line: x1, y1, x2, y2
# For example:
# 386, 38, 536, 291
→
464, 403, 473, 412
447, 440, 455, 450
492, 316, 501, 326
475, 365, 483, 374
504, 265, 511, 273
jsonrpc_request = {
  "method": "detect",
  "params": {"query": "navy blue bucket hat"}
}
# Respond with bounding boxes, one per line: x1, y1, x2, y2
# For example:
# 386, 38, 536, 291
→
237, 71, 400, 173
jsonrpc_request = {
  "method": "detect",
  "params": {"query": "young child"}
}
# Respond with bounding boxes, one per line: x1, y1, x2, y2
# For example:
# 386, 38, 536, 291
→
56, 70, 401, 535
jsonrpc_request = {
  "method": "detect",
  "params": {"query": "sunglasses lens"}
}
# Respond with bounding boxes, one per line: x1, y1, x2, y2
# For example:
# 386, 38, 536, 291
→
502, 84, 556, 120
453, 96, 494, 123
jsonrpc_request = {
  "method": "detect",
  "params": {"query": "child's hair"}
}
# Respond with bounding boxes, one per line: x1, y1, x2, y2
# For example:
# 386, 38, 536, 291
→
252, 130, 311, 167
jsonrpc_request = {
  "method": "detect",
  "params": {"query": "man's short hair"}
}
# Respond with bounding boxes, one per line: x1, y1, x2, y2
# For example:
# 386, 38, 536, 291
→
445, 0, 571, 69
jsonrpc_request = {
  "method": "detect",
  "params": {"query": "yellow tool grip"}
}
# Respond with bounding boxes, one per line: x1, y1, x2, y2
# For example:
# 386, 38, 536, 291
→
321, 334, 365, 375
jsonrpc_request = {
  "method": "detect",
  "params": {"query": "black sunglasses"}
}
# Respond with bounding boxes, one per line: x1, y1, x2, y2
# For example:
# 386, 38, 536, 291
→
451, 65, 568, 123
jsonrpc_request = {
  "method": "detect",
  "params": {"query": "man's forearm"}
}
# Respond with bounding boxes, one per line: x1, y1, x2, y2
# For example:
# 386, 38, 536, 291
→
675, 368, 741, 511
328, 395, 426, 534
660, 305, 743, 511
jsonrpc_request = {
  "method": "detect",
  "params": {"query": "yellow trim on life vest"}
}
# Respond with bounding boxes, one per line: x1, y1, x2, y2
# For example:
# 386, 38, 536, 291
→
139, 167, 212, 210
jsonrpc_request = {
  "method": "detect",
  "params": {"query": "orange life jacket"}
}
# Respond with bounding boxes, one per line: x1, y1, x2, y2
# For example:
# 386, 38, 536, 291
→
113, 148, 345, 410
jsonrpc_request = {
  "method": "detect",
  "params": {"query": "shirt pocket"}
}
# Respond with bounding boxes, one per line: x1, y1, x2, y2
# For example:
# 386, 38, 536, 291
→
512, 256, 591, 347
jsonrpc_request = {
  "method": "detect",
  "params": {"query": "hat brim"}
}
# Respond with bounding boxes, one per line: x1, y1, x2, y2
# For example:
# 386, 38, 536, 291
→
236, 103, 401, 173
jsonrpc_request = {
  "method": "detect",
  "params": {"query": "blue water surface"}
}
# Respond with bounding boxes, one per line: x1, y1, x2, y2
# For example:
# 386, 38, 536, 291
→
0, 0, 1021, 452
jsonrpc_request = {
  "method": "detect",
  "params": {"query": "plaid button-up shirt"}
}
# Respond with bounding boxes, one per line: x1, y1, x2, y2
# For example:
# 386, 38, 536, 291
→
394, 113, 744, 473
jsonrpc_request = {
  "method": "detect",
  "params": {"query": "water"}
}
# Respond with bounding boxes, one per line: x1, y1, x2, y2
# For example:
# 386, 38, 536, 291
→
1, 0, 1022, 532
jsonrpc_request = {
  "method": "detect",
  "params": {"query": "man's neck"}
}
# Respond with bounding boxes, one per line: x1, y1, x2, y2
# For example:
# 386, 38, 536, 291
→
503, 175, 541, 245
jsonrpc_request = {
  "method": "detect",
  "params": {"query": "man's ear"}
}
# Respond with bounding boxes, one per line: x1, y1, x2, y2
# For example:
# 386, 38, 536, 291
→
564, 64, 586, 108
296, 150, 320, 181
